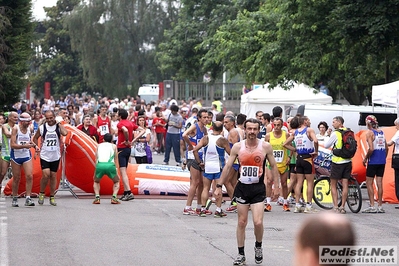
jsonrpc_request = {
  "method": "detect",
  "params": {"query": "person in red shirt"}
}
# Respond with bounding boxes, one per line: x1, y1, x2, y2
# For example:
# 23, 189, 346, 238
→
77, 114, 99, 142
152, 111, 166, 154
117, 108, 145, 201
93, 105, 111, 143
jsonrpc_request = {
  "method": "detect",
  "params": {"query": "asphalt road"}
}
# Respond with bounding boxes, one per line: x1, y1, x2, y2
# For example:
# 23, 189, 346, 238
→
0, 152, 398, 266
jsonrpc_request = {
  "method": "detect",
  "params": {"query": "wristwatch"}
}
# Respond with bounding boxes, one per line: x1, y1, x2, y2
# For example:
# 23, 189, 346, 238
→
216, 184, 223, 188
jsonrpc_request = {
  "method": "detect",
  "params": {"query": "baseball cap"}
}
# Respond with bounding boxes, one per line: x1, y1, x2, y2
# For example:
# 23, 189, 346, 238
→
365, 115, 378, 124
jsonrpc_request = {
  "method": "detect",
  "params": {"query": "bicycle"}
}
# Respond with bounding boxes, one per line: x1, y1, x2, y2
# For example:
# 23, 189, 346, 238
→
313, 174, 362, 213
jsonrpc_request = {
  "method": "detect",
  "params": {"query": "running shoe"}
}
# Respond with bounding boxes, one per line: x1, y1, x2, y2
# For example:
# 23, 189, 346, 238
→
198, 210, 207, 217
93, 198, 100, 204
299, 198, 306, 207
111, 197, 121, 204
38, 193, 45, 205
362, 206, 377, 213
25, 198, 35, 207
276, 197, 284, 206
294, 206, 303, 213
119, 195, 126, 201
195, 208, 212, 215
225, 204, 237, 213
377, 206, 385, 213
214, 210, 227, 218
122, 193, 135, 201
288, 196, 296, 205
233, 254, 246, 266
183, 207, 196, 215
264, 204, 272, 212
304, 206, 319, 214
283, 204, 290, 212
12, 197, 18, 207
49, 197, 57, 206
254, 247, 263, 264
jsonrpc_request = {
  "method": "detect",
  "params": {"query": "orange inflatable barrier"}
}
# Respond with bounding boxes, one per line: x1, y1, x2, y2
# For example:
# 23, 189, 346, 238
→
62, 125, 192, 195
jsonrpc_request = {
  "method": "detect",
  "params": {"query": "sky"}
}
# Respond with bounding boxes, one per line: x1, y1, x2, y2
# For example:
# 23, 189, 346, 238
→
32, 0, 58, 20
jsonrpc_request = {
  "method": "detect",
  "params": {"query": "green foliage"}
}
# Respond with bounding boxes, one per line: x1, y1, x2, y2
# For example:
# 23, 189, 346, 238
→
157, 0, 246, 81
65, 0, 179, 98
0, 0, 33, 105
201, 0, 399, 105
29, 0, 89, 99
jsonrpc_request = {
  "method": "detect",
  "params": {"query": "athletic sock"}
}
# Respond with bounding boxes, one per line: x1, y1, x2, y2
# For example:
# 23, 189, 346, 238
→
266, 197, 271, 204
238, 247, 245, 256
255, 241, 262, 248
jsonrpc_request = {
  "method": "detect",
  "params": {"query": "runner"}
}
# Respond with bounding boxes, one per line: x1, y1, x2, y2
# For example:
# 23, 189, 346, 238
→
223, 115, 242, 213
214, 118, 279, 266
10, 112, 38, 207
94, 104, 112, 143
264, 117, 290, 212
182, 109, 208, 215
362, 115, 387, 213
33, 110, 68, 206
92, 133, 121, 204
193, 121, 231, 217
283, 115, 318, 213
0, 112, 18, 193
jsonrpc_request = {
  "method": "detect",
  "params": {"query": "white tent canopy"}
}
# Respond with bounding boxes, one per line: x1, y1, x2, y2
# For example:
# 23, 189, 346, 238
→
371, 80, 399, 107
240, 83, 333, 118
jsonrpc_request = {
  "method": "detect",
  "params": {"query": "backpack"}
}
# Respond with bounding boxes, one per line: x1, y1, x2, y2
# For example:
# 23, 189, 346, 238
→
332, 128, 357, 159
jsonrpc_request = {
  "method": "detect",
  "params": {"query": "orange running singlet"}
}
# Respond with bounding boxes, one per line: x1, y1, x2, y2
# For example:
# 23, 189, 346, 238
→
238, 140, 265, 184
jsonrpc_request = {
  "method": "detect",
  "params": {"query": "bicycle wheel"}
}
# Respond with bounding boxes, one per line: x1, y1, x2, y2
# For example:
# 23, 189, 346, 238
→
346, 178, 362, 213
313, 177, 334, 209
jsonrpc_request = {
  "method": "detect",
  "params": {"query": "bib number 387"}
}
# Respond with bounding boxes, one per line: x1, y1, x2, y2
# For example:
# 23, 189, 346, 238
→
240, 166, 260, 184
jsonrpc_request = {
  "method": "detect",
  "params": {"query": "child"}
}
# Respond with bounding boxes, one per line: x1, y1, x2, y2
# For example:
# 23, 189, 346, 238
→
93, 133, 120, 204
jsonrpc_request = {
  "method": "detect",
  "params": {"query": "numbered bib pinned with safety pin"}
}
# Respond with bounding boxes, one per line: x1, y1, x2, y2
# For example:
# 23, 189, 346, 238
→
239, 166, 260, 184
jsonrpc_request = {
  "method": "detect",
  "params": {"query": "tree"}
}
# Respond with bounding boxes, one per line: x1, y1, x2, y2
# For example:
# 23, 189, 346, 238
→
157, 0, 249, 81
30, 0, 89, 99
0, 0, 33, 106
202, 0, 399, 105
0, 6, 11, 99
66, 0, 179, 97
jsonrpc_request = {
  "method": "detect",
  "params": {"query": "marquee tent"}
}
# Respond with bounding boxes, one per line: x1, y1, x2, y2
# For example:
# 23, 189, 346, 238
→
371, 80, 399, 107
240, 83, 333, 118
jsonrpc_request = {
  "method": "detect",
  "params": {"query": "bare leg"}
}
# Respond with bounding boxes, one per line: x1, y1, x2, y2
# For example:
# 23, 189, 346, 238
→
236, 203, 249, 247
365, 177, 375, 206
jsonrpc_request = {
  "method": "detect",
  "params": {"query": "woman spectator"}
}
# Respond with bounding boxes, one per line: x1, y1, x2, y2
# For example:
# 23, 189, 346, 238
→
133, 116, 151, 164
316, 121, 331, 144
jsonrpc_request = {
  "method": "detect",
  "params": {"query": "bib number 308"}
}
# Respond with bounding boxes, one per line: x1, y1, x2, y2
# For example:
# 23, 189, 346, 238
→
240, 166, 260, 184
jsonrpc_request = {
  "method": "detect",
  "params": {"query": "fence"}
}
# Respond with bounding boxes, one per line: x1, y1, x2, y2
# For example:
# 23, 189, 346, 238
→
164, 81, 245, 114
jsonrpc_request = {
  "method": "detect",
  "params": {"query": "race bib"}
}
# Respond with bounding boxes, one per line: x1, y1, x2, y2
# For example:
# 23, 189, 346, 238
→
17, 140, 28, 153
100, 125, 109, 136
273, 150, 284, 163
43, 137, 58, 151
239, 166, 260, 184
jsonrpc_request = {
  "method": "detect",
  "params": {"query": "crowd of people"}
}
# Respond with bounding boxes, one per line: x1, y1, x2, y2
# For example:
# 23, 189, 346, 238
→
2, 93, 399, 266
